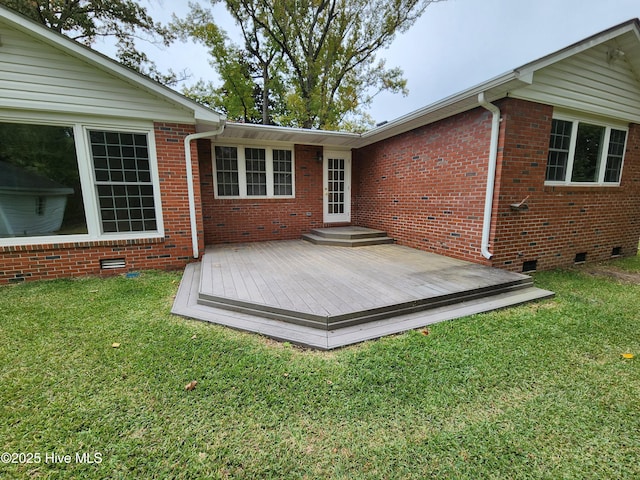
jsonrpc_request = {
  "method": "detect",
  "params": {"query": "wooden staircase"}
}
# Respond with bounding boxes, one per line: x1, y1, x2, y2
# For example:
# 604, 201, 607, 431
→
302, 226, 394, 247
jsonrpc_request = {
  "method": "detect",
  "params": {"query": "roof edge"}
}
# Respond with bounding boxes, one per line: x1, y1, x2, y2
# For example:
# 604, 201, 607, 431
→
357, 18, 640, 147
0, 4, 225, 127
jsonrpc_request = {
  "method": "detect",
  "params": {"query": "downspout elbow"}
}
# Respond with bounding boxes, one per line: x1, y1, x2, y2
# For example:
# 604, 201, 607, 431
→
477, 93, 500, 260
184, 121, 226, 259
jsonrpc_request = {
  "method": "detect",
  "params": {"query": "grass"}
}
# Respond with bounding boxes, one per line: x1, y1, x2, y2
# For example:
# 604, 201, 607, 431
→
0, 257, 639, 479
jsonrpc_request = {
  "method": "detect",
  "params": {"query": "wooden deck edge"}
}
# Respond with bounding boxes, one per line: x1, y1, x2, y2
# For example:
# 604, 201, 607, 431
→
172, 263, 331, 349
172, 263, 554, 350
196, 276, 534, 331
308, 227, 389, 239
325, 287, 555, 349
301, 233, 395, 247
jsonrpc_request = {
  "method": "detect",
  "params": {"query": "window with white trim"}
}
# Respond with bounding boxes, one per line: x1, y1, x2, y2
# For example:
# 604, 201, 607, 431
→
545, 116, 627, 185
213, 145, 294, 198
0, 118, 162, 245
0, 122, 87, 238
89, 130, 157, 233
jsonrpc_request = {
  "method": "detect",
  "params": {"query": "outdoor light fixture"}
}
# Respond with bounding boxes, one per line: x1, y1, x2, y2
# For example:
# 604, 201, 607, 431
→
316, 150, 323, 162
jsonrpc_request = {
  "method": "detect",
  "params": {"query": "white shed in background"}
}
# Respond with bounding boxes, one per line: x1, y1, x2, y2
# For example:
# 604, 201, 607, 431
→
0, 161, 74, 236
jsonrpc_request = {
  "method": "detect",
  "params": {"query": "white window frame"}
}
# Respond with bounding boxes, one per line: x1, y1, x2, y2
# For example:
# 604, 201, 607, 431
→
0, 112, 164, 247
212, 143, 296, 199
545, 113, 628, 187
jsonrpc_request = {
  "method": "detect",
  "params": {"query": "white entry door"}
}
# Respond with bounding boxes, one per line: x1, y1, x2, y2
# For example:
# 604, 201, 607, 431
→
323, 151, 351, 223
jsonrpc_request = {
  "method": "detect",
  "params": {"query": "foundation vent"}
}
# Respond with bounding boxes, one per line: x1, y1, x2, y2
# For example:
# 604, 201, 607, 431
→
100, 258, 126, 270
611, 246, 622, 257
574, 252, 587, 264
522, 260, 538, 273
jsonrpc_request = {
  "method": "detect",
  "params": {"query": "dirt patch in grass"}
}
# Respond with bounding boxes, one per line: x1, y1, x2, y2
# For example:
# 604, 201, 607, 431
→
583, 264, 640, 284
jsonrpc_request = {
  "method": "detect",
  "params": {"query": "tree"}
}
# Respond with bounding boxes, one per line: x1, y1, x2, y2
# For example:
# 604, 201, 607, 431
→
0, 0, 181, 85
178, 0, 440, 130
174, 2, 289, 125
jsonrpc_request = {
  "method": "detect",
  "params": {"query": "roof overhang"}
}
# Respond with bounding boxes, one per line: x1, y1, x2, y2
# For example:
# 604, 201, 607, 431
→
216, 19, 640, 150
217, 71, 534, 149
0, 5, 225, 130
218, 123, 361, 148
7, 3, 637, 147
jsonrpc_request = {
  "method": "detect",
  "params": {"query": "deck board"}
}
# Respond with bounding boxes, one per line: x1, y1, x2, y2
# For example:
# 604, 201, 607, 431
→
172, 260, 555, 350
199, 240, 532, 319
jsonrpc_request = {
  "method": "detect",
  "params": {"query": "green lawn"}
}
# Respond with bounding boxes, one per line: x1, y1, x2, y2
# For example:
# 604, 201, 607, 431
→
1, 257, 639, 479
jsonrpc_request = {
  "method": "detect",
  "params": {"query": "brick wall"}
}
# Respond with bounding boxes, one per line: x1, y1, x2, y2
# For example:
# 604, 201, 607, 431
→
0, 122, 201, 284
354, 97, 640, 271
353, 108, 494, 264
200, 142, 326, 244
491, 98, 640, 271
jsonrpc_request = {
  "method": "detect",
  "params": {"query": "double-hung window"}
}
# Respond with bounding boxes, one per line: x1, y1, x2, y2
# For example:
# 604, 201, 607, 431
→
545, 115, 627, 185
89, 130, 157, 233
213, 145, 294, 198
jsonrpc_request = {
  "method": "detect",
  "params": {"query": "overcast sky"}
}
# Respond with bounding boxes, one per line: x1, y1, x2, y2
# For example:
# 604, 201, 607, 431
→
102, 0, 640, 125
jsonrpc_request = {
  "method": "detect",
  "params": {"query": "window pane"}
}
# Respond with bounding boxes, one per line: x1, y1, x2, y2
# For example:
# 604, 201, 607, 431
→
604, 129, 626, 183
215, 146, 239, 196
0, 122, 87, 238
273, 149, 293, 196
245, 148, 266, 196
546, 119, 572, 181
571, 123, 604, 182
89, 130, 156, 233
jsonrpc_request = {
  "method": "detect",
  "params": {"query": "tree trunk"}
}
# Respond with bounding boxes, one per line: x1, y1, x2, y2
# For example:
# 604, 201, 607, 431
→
262, 62, 270, 125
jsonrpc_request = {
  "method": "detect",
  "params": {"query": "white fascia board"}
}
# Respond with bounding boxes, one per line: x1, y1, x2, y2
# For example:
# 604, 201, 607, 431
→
358, 71, 531, 147
515, 20, 640, 79
220, 122, 361, 147
220, 72, 530, 149
0, 5, 224, 127
359, 21, 640, 147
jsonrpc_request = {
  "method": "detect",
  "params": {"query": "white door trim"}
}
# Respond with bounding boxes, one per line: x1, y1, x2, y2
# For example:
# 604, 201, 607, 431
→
323, 150, 352, 223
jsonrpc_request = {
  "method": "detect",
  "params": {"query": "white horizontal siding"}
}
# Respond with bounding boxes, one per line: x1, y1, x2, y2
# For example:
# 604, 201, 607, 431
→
512, 36, 640, 124
0, 22, 194, 123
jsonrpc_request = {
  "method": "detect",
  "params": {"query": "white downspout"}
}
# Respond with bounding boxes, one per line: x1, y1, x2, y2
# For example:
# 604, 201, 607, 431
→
477, 93, 500, 260
184, 122, 226, 259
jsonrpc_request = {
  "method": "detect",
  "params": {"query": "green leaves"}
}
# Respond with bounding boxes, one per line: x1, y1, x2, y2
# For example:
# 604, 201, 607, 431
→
177, 0, 435, 130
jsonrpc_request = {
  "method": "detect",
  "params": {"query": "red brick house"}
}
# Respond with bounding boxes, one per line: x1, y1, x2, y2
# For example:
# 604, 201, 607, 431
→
1, 4, 639, 284
0, 5, 223, 283
206, 19, 640, 273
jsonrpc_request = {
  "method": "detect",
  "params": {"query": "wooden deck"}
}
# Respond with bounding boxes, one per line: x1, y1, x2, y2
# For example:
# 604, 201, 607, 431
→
172, 240, 554, 349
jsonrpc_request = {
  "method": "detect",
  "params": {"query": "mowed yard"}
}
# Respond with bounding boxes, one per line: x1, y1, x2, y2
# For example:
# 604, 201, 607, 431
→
1, 255, 639, 479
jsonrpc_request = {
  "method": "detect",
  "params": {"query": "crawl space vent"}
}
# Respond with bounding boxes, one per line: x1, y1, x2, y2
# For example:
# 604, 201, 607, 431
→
574, 252, 587, 264
100, 258, 126, 270
522, 260, 538, 273
611, 246, 622, 257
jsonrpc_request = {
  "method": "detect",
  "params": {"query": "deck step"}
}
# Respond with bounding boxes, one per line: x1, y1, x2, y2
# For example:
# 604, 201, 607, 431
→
171, 241, 556, 349
196, 277, 536, 330
302, 227, 394, 247
172, 263, 554, 350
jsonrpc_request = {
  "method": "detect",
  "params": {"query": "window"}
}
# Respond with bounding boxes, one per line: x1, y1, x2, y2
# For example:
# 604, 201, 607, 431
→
89, 130, 157, 233
545, 117, 627, 185
213, 145, 294, 198
273, 149, 293, 196
0, 122, 87, 238
0, 119, 161, 245
244, 147, 267, 196
214, 146, 239, 196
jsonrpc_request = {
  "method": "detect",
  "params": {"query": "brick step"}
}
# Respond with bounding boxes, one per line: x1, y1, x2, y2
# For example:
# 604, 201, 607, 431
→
302, 226, 394, 247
